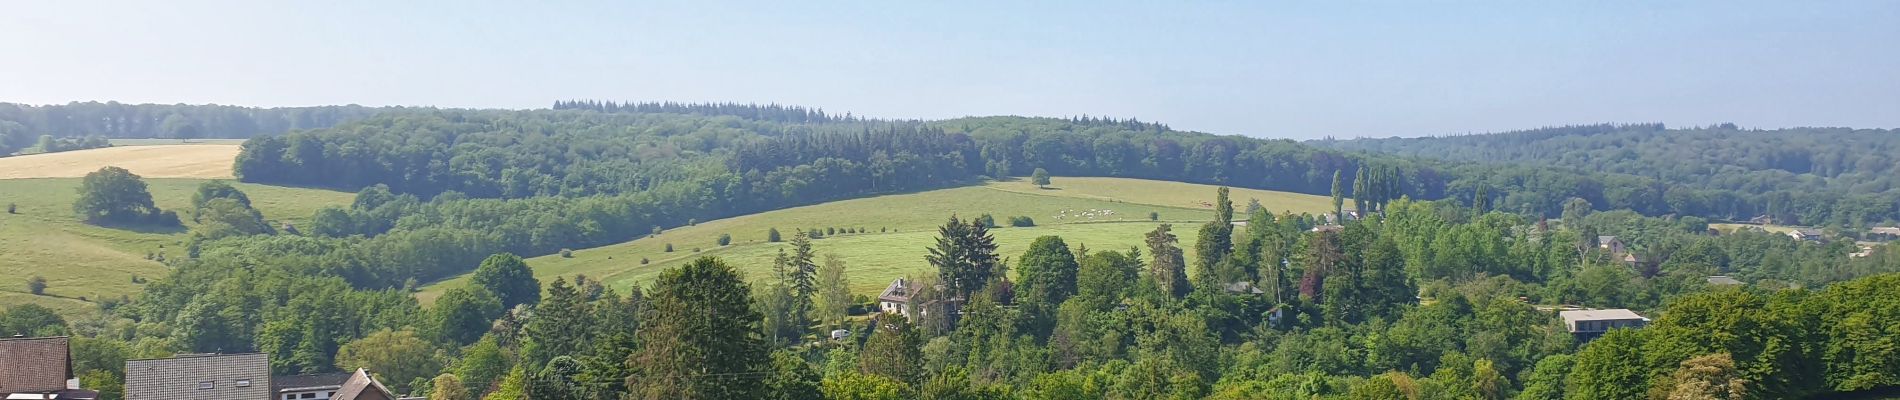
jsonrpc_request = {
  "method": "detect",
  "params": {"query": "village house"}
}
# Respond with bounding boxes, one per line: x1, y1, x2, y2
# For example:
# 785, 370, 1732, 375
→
1788, 228, 1823, 242
328, 369, 397, 400
1706, 275, 1743, 286
124, 353, 272, 400
0, 336, 98, 400
126, 353, 402, 400
1868, 227, 1900, 242
272, 371, 352, 400
1748, 215, 1775, 225
1598, 235, 1627, 255
1560, 309, 1650, 342
1310, 224, 1344, 233
1851, 243, 1878, 259
877, 278, 916, 318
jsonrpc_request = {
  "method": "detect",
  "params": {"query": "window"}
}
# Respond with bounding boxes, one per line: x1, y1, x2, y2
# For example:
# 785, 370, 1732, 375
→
301, 393, 316, 399
199, 381, 215, 389
237, 379, 252, 387
285, 395, 296, 400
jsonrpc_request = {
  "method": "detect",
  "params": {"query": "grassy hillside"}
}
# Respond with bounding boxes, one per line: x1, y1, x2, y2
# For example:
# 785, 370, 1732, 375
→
0, 178, 354, 315
0, 144, 242, 179
418, 177, 1337, 304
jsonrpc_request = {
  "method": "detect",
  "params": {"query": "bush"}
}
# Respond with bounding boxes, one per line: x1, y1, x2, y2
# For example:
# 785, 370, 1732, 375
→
688, 218, 698, 226
768, 228, 782, 242
826, 227, 836, 236
692, 247, 701, 253
1149, 211, 1160, 221
976, 214, 997, 227
717, 234, 732, 246
27, 276, 47, 295
651, 225, 663, 237
640, 257, 650, 265
5, 203, 14, 214
664, 243, 674, 252
1008, 216, 1036, 227
559, 248, 574, 258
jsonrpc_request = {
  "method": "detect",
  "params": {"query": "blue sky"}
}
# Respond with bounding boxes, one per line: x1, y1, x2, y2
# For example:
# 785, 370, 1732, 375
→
2, 1, 1895, 138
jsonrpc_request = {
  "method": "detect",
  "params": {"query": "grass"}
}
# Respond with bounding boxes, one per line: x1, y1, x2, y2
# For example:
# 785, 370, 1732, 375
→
0, 144, 243, 179
0, 178, 354, 316
417, 177, 1337, 304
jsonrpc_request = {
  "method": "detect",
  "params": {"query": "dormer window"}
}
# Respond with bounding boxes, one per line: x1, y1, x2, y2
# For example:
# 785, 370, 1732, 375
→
199, 381, 215, 389
237, 379, 252, 387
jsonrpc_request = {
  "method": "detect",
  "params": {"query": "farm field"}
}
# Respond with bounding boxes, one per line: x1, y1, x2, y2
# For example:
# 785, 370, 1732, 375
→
418, 177, 1337, 304
0, 144, 243, 179
0, 178, 354, 315
108, 138, 248, 146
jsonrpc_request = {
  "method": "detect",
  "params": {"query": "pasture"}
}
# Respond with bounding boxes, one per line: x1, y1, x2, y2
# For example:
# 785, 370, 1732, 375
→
417, 177, 1337, 304
0, 178, 354, 315
0, 144, 243, 179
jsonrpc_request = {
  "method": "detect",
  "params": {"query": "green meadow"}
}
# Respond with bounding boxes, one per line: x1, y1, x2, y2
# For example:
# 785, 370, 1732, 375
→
0, 178, 354, 315
418, 177, 1337, 304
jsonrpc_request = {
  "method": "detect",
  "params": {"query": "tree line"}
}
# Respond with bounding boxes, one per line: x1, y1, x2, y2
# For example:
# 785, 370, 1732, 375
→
1319, 123, 1900, 227
0, 101, 387, 154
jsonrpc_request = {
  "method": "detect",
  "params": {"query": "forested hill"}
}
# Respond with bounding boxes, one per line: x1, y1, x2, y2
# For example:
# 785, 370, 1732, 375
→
1317, 124, 1900, 227
0, 101, 389, 153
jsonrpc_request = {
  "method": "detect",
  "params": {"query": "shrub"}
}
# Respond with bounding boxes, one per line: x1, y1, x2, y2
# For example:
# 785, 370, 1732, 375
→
651, 225, 663, 237
664, 243, 674, 252
640, 257, 650, 265
976, 214, 997, 227
717, 234, 732, 246
692, 247, 702, 253
27, 276, 47, 295
768, 228, 782, 242
5, 203, 14, 214
1149, 211, 1160, 221
826, 227, 836, 236
560, 248, 574, 258
1008, 216, 1036, 227
688, 218, 698, 226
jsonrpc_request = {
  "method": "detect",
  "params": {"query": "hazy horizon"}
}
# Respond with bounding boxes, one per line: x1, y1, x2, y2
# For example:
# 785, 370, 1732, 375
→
4, 1, 1896, 139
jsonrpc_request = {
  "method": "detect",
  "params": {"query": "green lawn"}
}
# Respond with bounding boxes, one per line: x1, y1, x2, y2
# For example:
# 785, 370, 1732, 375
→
418, 177, 1336, 304
0, 178, 354, 315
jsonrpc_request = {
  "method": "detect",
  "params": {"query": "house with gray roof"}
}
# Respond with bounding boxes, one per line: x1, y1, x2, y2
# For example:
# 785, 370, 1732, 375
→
125, 353, 271, 400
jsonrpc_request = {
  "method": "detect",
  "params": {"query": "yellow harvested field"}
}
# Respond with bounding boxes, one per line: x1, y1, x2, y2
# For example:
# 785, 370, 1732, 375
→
0, 145, 241, 179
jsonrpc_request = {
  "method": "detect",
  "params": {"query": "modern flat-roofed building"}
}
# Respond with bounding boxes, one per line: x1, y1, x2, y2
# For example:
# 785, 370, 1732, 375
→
1560, 309, 1649, 342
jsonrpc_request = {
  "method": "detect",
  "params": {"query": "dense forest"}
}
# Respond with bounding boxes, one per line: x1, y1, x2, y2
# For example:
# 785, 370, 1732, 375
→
1318, 124, 1900, 228
0, 101, 387, 154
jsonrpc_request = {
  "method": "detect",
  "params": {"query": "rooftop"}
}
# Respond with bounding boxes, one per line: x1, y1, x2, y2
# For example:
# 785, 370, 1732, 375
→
1559, 309, 1648, 324
124, 353, 270, 400
878, 278, 913, 303
0, 336, 71, 395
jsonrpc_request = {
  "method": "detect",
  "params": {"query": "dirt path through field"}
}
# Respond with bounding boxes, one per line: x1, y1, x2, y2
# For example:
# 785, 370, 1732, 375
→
0, 144, 241, 179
